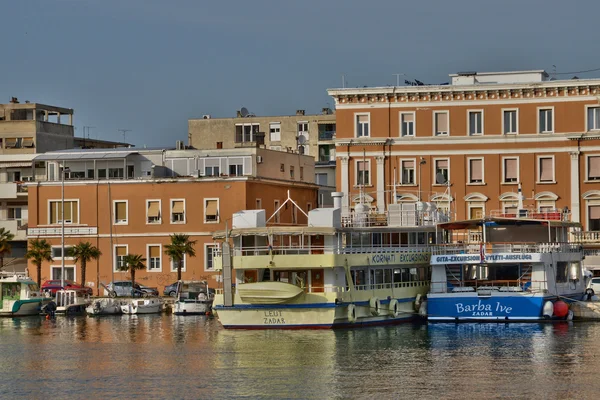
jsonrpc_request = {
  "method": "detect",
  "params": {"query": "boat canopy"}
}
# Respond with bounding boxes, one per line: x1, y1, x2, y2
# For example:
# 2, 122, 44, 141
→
212, 226, 337, 239
439, 217, 581, 231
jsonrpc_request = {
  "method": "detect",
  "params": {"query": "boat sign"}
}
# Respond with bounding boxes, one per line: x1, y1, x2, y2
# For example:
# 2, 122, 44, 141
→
369, 252, 430, 265
431, 253, 542, 265
427, 296, 545, 319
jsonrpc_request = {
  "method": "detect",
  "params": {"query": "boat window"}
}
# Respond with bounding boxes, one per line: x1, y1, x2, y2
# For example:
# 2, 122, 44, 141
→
352, 270, 366, 287
261, 269, 271, 281
372, 233, 383, 247
373, 269, 384, 284
384, 269, 392, 284
2, 283, 20, 301
402, 268, 411, 281
410, 268, 419, 281
393, 269, 402, 283
27, 284, 39, 292
555, 262, 569, 283
417, 232, 426, 245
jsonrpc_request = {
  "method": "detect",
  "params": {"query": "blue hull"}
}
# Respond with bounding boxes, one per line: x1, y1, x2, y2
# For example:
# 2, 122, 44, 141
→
427, 293, 583, 321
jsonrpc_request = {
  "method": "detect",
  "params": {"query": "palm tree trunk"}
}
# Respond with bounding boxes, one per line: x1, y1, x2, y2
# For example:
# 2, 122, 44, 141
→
177, 258, 182, 281
81, 259, 87, 286
0, 255, 3, 271
131, 268, 135, 297
36, 262, 41, 287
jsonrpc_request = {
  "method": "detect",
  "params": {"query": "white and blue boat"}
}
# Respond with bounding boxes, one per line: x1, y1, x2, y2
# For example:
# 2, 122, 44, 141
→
0, 274, 47, 317
426, 212, 586, 321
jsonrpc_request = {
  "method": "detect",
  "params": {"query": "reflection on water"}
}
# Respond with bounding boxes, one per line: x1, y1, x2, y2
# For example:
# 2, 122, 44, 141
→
2, 317, 600, 399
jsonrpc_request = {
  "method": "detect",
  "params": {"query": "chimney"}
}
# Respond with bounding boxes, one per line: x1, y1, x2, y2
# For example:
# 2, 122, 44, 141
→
322, 107, 331, 115
236, 110, 242, 118
296, 110, 305, 116
10, 97, 19, 104
332, 192, 343, 209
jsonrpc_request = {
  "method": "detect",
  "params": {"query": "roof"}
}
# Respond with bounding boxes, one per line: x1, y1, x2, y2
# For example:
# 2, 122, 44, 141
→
212, 226, 337, 239
34, 150, 139, 161
439, 217, 581, 230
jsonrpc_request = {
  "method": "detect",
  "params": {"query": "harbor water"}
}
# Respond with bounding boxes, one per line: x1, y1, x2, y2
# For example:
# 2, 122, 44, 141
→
1, 316, 600, 399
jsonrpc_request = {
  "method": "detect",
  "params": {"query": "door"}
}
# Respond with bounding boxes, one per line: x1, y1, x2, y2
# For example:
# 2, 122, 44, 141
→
244, 270, 258, 283
311, 269, 324, 293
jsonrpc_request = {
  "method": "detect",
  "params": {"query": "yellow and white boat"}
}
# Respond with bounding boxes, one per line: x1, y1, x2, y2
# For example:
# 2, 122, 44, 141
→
212, 193, 445, 329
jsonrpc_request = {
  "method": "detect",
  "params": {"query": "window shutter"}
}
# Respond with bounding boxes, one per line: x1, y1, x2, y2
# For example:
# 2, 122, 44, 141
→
505, 159, 518, 180
205, 200, 218, 217
470, 159, 483, 181
540, 158, 553, 181
436, 160, 448, 169
172, 201, 184, 213
357, 115, 368, 123
116, 202, 127, 220
402, 160, 415, 169
590, 205, 600, 219
147, 201, 160, 218
116, 246, 126, 256
589, 156, 600, 178
149, 246, 160, 258
436, 113, 448, 132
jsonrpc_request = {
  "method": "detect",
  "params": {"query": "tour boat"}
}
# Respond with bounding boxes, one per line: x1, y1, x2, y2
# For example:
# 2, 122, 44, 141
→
0, 274, 46, 317
212, 193, 444, 329
173, 280, 214, 315
121, 298, 163, 314
426, 209, 586, 322
86, 298, 123, 316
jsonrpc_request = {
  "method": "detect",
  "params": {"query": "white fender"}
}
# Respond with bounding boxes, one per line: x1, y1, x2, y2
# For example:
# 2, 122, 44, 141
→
543, 301, 554, 318
414, 294, 423, 312
389, 299, 400, 317
419, 300, 428, 317
369, 297, 381, 316
347, 304, 357, 323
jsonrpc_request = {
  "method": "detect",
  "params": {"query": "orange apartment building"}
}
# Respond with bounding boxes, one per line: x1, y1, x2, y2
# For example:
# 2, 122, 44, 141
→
26, 147, 317, 293
327, 70, 600, 265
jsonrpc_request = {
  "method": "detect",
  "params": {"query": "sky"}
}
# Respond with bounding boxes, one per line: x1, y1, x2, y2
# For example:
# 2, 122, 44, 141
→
1, 0, 600, 148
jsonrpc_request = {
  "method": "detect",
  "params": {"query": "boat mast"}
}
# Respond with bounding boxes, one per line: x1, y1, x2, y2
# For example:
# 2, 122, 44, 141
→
61, 161, 65, 290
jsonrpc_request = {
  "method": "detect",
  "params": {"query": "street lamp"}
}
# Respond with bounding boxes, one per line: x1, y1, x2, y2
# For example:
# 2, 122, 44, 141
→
418, 157, 426, 201
61, 163, 70, 290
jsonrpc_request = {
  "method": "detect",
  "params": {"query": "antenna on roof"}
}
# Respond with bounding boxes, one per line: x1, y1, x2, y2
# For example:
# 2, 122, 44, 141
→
118, 129, 131, 143
240, 107, 249, 118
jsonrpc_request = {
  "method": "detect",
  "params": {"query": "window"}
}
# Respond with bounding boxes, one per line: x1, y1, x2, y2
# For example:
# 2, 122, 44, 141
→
357, 161, 370, 185
114, 201, 128, 224
280, 164, 285, 172
148, 245, 161, 271
235, 123, 259, 143
171, 254, 186, 272
537, 200, 555, 212
87, 169, 94, 179
298, 122, 309, 140
469, 205, 484, 219
503, 109, 518, 134
98, 169, 107, 179
300, 167, 304, 181
229, 163, 243, 176
127, 165, 134, 179
108, 168, 124, 178
290, 166, 295, 179
468, 158, 483, 184
400, 160, 415, 184
307, 203, 312, 212
146, 200, 161, 223
539, 108, 554, 133
256, 199, 262, 209
503, 158, 519, 183
51, 246, 74, 259
205, 244, 218, 271
538, 157, 554, 183
274, 200, 281, 223
503, 202, 519, 216
49, 200, 79, 224
434, 111, 449, 136
51, 266, 75, 281
171, 199, 185, 223
204, 199, 219, 223
22, 137, 34, 148
589, 205, 600, 231
8, 207, 22, 220
434, 159, 449, 184
588, 107, 600, 131
114, 245, 127, 271
205, 164, 220, 177
316, 173, 328, 186
400, 113, 415, 137
356, 114, 369, 137
468, 111, 483, 135
588, 156, 600, 181
269, 122, 281, 141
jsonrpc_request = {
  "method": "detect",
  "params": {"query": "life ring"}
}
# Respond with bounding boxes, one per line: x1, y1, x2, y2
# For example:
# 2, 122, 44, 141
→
389, 299, 400, 317
369, 297, 381, 316
347, 304, 357, 323
414, 294, 423, 312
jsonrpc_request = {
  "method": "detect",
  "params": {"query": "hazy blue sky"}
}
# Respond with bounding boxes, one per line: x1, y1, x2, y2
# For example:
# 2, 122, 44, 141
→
2, 0, 600, 147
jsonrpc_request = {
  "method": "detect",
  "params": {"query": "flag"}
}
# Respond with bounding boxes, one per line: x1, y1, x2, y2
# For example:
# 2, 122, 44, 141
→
480, 243, 486, 262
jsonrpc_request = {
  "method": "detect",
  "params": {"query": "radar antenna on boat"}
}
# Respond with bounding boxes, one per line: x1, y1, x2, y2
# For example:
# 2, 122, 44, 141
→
266, 190, 309, 224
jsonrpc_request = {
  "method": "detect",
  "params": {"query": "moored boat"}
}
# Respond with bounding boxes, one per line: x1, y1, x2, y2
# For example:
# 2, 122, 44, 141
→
121, 298, 163, 314
0, 274, 47, 317
53, 289, 91, 315
426, 208, 586, 322
173, 280, 214, 315
212, 193, 444, 329
86, 298, 123, 316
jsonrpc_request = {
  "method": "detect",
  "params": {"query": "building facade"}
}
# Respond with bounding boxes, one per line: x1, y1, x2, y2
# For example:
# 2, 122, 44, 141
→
188, 109, 337, 206
327, 70, 600, 264
26, 147, 318, 292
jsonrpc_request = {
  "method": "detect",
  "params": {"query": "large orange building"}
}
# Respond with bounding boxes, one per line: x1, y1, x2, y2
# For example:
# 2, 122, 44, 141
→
26, 147, 317, 293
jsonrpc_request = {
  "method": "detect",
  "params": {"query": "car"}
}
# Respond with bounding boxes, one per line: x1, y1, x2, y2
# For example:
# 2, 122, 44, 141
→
163, 282, 178, 297
588, 277, 600, 293
104, 281, 158, 297
42, 280, 93, 295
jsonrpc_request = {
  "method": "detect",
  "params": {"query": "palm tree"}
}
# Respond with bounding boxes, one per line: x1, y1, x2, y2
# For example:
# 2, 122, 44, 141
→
71, 242, 101, 287
0, 227, 15, 272
164, 234, 197, 281
25, 239, 52, 287
118, 254, 146, 296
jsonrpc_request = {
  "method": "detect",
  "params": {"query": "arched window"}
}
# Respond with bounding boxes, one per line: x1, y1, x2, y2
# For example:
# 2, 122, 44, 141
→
499, 192, 520, 216
430, 193, 453, 215
583, 190, 600, 231
534, 191, 558, 212
464, 193, 488, 219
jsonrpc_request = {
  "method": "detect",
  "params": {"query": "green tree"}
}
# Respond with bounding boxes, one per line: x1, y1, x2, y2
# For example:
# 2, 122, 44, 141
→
25, 239, 52, 287
71, 242, 102, 288
0, 228, 15, 272
164, 234, 197, 281
118, 254, 146, 296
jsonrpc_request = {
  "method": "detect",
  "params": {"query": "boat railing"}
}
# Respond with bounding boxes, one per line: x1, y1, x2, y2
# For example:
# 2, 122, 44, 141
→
341, 209, 449, 228
489, 208, 570, 221
430, 279, 547, 294
431, 242, 581, 255
354, 281, 428, 291
222, 245, 432, 257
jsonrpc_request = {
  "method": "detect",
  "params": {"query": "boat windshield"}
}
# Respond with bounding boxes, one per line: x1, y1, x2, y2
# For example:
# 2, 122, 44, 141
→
1, 283, 21, 301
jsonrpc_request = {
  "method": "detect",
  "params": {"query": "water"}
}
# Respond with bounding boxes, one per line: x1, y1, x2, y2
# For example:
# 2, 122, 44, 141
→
1, 316, 600, 399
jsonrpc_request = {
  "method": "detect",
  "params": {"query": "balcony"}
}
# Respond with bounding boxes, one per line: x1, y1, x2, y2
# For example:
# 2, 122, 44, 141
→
27, 226, 98, 236
0, 219, 28, 241
318, 130, 336, 141
489, 208, 570, 221
572, 231, 600, 244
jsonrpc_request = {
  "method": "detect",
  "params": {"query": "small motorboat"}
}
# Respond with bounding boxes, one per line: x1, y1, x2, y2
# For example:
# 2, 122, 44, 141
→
121, 298, 163, 314
52, 289, 91, 315
86, 298, 122, 316
173, 280, 214, 315
0, 274, 47, 317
